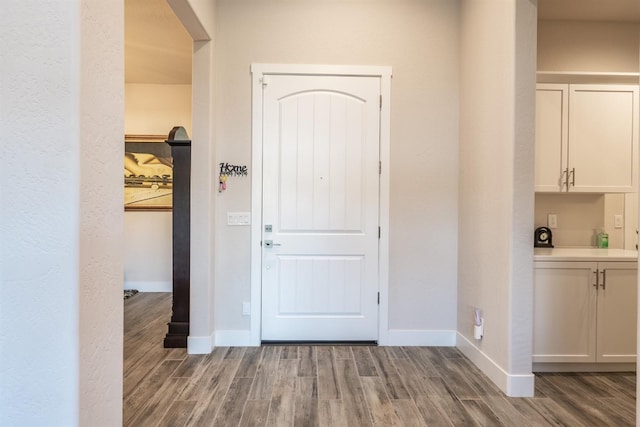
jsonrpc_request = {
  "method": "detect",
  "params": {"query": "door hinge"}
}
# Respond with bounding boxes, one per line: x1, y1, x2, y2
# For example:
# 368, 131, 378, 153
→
261, 75, 270, 87
378, 226, 381, 239
379, 95, 382, 109
379, 161, 382, 175
377, 292, 380, 305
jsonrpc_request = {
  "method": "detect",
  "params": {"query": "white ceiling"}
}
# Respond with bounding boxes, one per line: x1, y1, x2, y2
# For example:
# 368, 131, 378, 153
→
125, 0, 640, 85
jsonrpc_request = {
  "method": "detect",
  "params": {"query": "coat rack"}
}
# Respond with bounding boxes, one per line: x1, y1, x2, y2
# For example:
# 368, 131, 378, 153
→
164, 126, 191, 348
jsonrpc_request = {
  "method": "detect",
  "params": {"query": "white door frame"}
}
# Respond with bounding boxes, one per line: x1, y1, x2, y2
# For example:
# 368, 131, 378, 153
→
249, 64, 392, 346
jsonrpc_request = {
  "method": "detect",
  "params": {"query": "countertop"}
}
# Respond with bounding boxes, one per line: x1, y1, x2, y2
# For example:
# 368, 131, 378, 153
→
534, 247, 639, 262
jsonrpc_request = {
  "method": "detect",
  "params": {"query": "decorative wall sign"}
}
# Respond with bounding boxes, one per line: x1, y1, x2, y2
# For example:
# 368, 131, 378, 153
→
218, 162, 248, 193
219, 162, 248, 176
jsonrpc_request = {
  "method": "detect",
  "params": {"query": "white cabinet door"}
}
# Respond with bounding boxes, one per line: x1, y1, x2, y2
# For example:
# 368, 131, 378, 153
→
568, 85, 639, 193
596, 262, 637, 363
534, 260, 638, 365
535, 84, 568, 192
534, 84, 639, 193
533, 261, 597, 363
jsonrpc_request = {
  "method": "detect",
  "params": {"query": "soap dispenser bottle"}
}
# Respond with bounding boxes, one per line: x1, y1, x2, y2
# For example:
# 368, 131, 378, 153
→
597, 230, 609, 248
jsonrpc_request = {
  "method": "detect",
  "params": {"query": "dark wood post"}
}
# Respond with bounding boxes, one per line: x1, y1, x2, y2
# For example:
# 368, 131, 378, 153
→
164, 126, 191, 348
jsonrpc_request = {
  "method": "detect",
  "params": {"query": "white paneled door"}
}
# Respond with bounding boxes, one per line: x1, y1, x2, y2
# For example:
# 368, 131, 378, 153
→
261, 74, 381, 341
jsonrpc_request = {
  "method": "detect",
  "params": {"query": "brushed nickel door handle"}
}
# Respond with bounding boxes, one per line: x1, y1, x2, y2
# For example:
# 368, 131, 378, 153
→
570, 168, 575, 188
264, 240, 281, 248
562, 169, 569, 191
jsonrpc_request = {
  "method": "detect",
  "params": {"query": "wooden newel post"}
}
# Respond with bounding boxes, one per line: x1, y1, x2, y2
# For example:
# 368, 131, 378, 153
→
164, 126, 191, 348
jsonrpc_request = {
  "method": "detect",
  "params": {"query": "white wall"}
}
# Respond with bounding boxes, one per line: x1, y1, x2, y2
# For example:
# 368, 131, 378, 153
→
124, 212, 173, 291
79, 1, 125, 423
178, 0, 218, 354
538, 20, 640, 73
211, 0, 460, 342
124, 83, 191, 292
457, 0, 536, 396
0, 0, 124, 424
125, 83, 192, 136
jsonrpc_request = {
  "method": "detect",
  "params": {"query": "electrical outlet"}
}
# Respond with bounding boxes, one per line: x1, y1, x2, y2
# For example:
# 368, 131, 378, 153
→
547, 214, 557, 229
614, 214, 623, 229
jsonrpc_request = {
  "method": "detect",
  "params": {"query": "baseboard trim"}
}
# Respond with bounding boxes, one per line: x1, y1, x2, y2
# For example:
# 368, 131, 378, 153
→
456, 332, 534, 397
187, 334, 214, 354
215, 330, 254, 347
533, 362, 636, 373
210, 329, 457, 348
380, 329, 456, 346
262, 340, 377, 346
124, 281, 172, 292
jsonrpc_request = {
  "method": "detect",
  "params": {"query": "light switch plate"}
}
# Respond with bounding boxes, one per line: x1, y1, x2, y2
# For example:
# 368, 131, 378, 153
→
614, 214, 623, 229
228, 212, 251, 226
547, 214, 557, 229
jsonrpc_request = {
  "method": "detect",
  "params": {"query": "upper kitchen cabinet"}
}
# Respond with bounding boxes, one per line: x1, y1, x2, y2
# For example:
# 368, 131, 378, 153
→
535, 84, 568, 192
535, 83, 639, 193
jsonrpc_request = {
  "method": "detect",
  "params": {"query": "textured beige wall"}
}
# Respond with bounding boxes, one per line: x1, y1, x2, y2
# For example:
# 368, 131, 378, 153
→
213, 0, 460, 333
0, 0, 124, 424
538, 20, 640, 73
79, 0, 125, 423
458, 0, 536, 394
125, 84, 192, 135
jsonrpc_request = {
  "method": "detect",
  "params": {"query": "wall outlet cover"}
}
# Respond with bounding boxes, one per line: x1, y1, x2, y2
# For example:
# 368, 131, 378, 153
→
614, 214, 623, 229
242, 302, 251, 316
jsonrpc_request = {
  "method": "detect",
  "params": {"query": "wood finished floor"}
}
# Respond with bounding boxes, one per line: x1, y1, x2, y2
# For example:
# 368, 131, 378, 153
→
124, 293, 636, 426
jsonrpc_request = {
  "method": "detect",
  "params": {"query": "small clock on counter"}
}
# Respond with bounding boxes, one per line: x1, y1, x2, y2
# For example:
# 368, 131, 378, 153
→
534, 227, 553, 248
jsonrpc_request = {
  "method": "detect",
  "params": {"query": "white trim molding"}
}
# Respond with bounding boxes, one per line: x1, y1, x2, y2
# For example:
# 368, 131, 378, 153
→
249, 64, 392, 346
190, 330, 257, 354
187, 334, 214, 355
380, 330, 456, 346
215, 330, 254, 347
456, 332, 535, 397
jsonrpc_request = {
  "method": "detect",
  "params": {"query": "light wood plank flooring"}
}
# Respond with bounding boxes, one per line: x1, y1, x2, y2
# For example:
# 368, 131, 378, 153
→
124, 293, 636, 426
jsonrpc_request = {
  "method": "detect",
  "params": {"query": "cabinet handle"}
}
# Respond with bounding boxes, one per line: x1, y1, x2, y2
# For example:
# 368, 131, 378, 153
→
562, 169, 569, 191
593, 270, 599, 288
600, 270, 606, 290
569, 168, 575, 188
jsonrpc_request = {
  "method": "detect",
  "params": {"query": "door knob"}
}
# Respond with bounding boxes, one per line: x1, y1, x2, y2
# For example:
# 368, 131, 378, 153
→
264, 240, 281, 248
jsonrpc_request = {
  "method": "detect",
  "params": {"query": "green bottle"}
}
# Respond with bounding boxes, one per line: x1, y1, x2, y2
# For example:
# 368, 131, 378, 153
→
597, 231, 609, 248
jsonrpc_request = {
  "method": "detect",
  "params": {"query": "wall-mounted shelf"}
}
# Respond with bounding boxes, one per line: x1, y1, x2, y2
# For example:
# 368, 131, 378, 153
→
537, 71, 640, 84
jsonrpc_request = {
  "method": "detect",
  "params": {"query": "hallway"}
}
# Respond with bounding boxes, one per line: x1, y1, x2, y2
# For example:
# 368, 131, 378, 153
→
124, 293, 636, 426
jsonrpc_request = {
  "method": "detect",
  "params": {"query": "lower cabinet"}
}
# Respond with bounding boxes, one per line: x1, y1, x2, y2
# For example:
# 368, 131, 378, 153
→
533, 261, 637, 364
